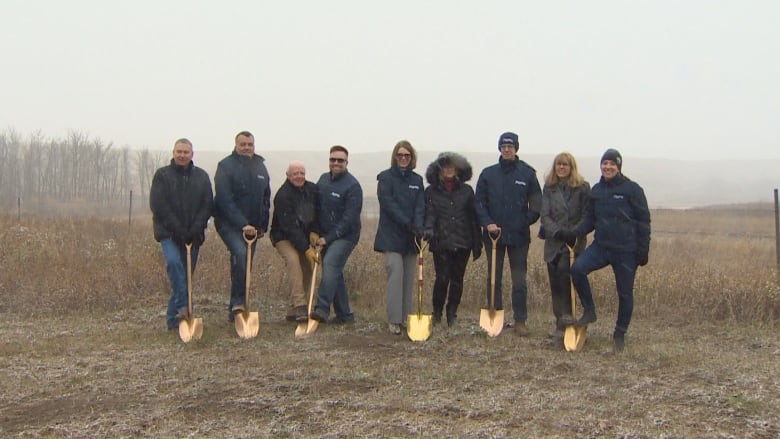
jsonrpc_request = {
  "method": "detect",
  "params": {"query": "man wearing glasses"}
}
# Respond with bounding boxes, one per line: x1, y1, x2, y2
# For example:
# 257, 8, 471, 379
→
310, 145, 363, 324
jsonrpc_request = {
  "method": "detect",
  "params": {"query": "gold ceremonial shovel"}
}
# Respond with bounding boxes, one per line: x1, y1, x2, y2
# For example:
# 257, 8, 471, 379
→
407, 237, 432, 342
235, 232, 260, 339
178, 243, 203, 343
480, 229, 504, 337
564, 247, 587, 351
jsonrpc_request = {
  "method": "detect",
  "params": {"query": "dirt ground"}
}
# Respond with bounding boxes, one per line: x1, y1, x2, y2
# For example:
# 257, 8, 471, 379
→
1, 303, 778, 438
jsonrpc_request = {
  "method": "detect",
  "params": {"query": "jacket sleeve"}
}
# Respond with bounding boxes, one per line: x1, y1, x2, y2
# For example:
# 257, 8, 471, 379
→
193, 171, 214, 231
526, 173, 542, 225
149, 169, 183, 233
575, 194, 596, 236
377, 172, 411, 229
423, 188, 437, 231
260, 179, 271, 232
274, 188, 310, 252
412, 176, 425, 229
474, 171, 493, 227
631, 183, 651, 254
540, 187, 557, 237
214, 161, 249, 228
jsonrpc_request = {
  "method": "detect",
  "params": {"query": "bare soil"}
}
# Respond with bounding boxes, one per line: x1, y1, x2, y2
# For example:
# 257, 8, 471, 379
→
1, 305, 778, 438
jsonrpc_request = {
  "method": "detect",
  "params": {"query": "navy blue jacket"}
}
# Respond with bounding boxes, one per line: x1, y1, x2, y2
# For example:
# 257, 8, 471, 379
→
270, 180, 319, 252
475, 156, 542, 246
373, 167, 424, 254
316, 170, 362, 244
575, 174, 651, 254
150, 159, 214, 244
213, 151, 271, 232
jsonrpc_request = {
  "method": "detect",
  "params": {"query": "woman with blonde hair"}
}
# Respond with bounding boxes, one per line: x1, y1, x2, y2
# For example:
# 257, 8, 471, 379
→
540, 152, 590, 339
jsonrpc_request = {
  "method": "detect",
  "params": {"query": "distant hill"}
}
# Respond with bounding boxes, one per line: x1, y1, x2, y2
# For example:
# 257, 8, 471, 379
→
190, 150, 780, 210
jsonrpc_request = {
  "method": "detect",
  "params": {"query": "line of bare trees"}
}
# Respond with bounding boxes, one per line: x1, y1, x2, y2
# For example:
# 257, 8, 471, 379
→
0, 128, 166, 214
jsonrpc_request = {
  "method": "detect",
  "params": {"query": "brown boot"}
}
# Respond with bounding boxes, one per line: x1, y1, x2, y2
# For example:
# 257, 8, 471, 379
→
515, 321, 529, 336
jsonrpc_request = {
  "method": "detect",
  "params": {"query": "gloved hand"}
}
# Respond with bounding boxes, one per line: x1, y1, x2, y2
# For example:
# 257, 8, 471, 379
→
188, 226, 203, 246
637, 250, 649, 267
309, 232, 320, 247
421, 228, 434, 241
555, 230, 578, 248
305, 247, 319, 265
173, 227, 188, 245
472, 243, 482, 261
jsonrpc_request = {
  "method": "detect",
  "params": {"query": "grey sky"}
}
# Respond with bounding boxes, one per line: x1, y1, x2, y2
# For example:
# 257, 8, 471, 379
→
2, 0, 779, 159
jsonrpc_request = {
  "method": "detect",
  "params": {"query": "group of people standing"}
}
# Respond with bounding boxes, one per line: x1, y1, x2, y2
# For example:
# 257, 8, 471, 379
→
150, 130, 650, 351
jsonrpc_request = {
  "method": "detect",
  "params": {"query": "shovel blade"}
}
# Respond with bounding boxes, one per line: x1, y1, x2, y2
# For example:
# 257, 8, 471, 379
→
407, 314, 432, 341
479, 308, 504, 337
564, 325, 588, 351
178, 317, 203, 343
306, 319, 319, 335
235, 311, 260, 339
294, 322, 307, 338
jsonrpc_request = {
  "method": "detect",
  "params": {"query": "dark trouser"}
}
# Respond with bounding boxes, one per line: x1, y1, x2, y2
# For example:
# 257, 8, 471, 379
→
216, 224, 257, 313
161, 238, 199, 329
571, 242, 637, 334
546, 250, 573, 330
314, 238, 356, 321
485, 242, 529, 323
431, 248, 471, 319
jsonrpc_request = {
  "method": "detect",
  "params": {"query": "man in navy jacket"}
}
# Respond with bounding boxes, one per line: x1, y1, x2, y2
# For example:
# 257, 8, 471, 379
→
310, 145, 363, 324
213, 131, 271, 321
475, 132, 542, 336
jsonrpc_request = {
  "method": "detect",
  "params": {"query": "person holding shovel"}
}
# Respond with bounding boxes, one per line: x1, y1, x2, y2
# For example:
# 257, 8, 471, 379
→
559, 148, 651, 351
150, 138, 214, 330
213, 131, 271, 322
309, 145, 363, 325
270, 161, 320, 323
373, 140, 425, 335
540, 152, 591, 340
475, 131, 542, 336
423, 152, 482, 328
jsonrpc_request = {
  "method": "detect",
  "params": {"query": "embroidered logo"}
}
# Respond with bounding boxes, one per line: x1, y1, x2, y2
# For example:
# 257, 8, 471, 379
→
331, 192, 341, 199
408, 185, 420, 190
613, 194, 625, 200
514, 180, 527, 186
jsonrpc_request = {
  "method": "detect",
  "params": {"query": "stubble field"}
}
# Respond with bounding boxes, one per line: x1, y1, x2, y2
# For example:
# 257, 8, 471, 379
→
0, 206, 778, 438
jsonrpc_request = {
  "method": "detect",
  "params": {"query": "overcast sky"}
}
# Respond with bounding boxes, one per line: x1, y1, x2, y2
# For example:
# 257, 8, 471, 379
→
2, 1, 779, 160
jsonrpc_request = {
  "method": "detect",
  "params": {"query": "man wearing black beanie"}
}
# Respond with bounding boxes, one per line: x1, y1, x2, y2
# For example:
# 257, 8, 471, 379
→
475, 131, 542, 336
560, 148, 651, 351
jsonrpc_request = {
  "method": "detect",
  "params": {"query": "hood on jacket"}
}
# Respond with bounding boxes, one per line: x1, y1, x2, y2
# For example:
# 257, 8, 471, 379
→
425, 152, 473, 185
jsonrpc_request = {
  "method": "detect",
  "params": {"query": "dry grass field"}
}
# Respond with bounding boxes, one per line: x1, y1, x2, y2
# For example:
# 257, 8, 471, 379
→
1, 206, 778, 438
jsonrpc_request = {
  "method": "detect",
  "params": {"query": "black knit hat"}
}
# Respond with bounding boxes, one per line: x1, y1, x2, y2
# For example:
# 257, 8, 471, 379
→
601, 148, 622, 170
497, 132, 519, 151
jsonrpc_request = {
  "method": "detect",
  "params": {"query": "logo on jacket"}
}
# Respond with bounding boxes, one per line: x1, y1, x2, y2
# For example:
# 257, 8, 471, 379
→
613, 194, 625, 200
330, 192, 341, 198
408, 185, 420, 190
514, 180, 527, 186
256, 175, 265, 180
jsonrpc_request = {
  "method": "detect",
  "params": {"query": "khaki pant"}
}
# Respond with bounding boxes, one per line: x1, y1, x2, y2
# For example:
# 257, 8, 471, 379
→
275, 240, 313, 310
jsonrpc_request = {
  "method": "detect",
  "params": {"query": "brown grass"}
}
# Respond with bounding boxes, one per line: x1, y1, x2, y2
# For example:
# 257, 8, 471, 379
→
0, 208, 778, 437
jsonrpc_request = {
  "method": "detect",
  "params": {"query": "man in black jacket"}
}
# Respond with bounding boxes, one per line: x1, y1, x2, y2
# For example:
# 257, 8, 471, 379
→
150, 138, 214, 330
214, 131, 271, 322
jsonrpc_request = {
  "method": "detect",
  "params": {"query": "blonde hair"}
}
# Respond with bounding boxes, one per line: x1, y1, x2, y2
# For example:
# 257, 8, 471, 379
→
544, 152, 585, 188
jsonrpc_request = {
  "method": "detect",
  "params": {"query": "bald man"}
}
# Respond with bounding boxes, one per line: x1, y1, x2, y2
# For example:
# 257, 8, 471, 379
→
269, 161, 321, 322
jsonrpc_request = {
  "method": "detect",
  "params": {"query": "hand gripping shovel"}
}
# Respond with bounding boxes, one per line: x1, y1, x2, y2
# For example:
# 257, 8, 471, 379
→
295, 247, 320, 338
235, 232, 260, 339
179, 243, 203, 343
407, 237, 432, 341
480, 229, 504, 337
564, 247, 588, 351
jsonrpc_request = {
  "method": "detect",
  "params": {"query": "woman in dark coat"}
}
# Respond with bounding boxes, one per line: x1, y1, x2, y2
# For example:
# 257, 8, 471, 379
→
540, 152, 590, 339
423, 152, 482, 327
374, 140, 425, 335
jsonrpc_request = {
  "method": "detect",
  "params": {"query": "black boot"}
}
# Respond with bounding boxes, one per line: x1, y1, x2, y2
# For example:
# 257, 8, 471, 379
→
613, 330, 625, 352
432, 311, 442, 325
577, 308, 597, 326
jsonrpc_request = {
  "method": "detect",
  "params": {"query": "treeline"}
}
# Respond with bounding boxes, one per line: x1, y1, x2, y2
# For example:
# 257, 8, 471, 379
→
0, 128, 166, 214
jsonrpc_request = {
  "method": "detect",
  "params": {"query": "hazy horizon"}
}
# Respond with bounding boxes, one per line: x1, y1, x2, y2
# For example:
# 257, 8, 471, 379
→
2, 1, 779, 161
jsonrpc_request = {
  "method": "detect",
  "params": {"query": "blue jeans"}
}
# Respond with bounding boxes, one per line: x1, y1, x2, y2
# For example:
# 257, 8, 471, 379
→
485, 242, 529, 323
314, 238, 356, 320
571, 242, 637, 334
216, 225, 257, 313
161, 238, 199, 329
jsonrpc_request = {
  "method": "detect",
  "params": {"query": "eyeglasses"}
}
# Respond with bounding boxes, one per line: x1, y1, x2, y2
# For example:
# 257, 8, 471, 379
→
396, 153, 411, 159
329, 157, 346, 163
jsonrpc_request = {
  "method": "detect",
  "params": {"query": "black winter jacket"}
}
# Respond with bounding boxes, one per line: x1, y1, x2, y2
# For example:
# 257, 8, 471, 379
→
150, 159, 214, 245
475, 156, 542, 246
270, 180, 319, 252
423, 152, 482, 258
575, 174, 651, 254
316, 170, 362, 244
213, 151, 271, 232
373, 166, 425, 254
